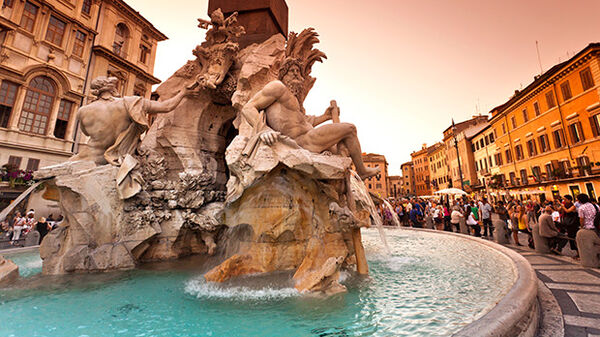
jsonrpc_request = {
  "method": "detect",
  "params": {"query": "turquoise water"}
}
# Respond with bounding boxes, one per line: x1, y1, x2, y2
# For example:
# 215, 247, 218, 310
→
0, 229, 515, 337
3, 250, 43, 277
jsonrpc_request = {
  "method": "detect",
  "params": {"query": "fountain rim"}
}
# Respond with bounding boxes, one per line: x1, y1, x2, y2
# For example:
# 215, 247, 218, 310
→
388, 227, 538, 337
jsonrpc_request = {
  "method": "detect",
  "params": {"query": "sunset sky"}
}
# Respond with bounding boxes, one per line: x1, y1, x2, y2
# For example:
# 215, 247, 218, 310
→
127, 0, 600, 175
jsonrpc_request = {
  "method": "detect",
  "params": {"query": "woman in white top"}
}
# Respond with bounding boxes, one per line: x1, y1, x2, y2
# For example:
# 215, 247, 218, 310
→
450, 208, 463, 232
11, 211, 26, 245
466, 212, 479, 236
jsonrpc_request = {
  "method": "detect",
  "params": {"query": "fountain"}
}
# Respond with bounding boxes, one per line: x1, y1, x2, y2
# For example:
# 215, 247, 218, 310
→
0, 4, 540, 336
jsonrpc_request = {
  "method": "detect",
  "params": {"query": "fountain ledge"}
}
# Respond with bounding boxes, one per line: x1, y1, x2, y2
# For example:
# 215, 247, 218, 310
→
396, 227, 540, 337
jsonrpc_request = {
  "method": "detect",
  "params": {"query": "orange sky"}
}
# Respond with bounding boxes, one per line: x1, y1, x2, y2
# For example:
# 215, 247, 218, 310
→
127, 0, 600, 175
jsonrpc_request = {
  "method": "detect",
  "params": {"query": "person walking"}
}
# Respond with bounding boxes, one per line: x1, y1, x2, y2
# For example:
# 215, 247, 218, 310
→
479, 198, 493, 239
509, 205, 522, 246
517, 206, 534, 248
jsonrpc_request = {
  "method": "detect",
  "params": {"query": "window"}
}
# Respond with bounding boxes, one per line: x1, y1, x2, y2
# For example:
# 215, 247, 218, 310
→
538, 134, 550, 153
545, 163, 553, 180
45, 15, 66, 46
501, 123, 506, 134
113, 23, 130, 57
489, 132, 494, 143
495, 153, 503, 166
505, 149, 513, 163
20, 1, 38, 33
3, 0, 14, 8
18, 76, 55, 135
82, 0, 92, 15
520, 169, 528, 185
526, 139, 537, 157
54, 99, 73, 139
590, 114, 600, 138
139, 44, 150, 64
488, 156, 493, 167
576, 156, 591, 176
0, 81, 18, 128
532, 166, 542, 182
568, 122, 585, 144
515, 144, 524, 160
509, 172, 517, 186
72, 30, 86, 57
533, 101, 540, 116
522, 108, 529, 122
7, 155, 21, 169
545, 91, 556, 109
561, 161, 572, 178
26, 158, 39, 171
560, 81, 572, 101
580, 67, 595, 91
511, 115, 517, 129
552, 129, 564, 148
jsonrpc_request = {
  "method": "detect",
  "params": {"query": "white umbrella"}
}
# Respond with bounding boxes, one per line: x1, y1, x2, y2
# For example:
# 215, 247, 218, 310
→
434, 188, 467, 195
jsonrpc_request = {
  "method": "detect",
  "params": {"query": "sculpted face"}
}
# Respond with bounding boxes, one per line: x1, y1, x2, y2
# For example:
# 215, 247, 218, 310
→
282, 64, 304, 103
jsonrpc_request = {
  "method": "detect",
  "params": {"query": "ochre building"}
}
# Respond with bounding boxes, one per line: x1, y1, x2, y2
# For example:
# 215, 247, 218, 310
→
490, 43, 600, 201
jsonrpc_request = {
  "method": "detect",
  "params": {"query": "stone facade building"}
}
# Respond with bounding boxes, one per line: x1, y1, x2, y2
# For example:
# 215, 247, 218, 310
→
0, 0, 165, 209
411, 144, 432, 196
387, 175, 402, 200
442, 115, 488, 191
361, 152, 389, 198
490, 43, 600, 201
427, 142, 450, 192
401, 161, 415, 196
470, 123, 497, 193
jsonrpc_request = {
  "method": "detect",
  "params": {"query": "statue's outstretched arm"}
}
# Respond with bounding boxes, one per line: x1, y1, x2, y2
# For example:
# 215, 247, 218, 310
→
145, 88, 189, 113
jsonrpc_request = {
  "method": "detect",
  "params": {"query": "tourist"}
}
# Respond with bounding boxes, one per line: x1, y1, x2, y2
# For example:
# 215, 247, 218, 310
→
479, 198, 493, 239
11, 211, 26, 245
470, 201, 481, 237
450, 206, 463, 232
509, 205, 522, 246
560, 195, 579, 258
466, 210, 479, 235
517, 206, 534, 248
433, 204, 443, 230
539, 206, 567, 255
409, 204, 422, 228
577, 194, 597, 232
36, 217, 50, 244
24, 209, 37, 234
443, 204, 452, 231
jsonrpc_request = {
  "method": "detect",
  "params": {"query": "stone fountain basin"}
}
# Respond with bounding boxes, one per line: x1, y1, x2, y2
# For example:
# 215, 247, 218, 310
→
0, 228, 537, 337
395, 227, 539, 337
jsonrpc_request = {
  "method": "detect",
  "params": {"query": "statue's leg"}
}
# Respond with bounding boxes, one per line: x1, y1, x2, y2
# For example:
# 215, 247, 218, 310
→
296, 123, 379, 179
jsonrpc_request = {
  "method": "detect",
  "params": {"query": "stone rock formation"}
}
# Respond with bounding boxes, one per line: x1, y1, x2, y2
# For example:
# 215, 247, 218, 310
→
0, 256, 18, 286
32, 9, 378, 295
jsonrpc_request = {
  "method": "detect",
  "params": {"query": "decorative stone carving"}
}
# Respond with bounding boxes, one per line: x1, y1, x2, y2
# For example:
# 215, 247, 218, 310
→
29, 9, 379, 295
0, 256, 19, 287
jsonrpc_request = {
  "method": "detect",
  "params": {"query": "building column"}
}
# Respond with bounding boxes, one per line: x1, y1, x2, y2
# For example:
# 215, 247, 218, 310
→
45, 99, 61, 137
64, 105, 79, 141
8, 85, 26, 130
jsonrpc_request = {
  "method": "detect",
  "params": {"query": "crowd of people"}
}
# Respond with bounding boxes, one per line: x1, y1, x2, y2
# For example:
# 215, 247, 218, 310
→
0, 210, 62, 247
383, 193, 600, 259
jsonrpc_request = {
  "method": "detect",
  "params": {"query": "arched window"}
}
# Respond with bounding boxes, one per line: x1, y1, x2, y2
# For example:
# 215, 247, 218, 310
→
113, 23, 129, 57
19, 76, 56, 135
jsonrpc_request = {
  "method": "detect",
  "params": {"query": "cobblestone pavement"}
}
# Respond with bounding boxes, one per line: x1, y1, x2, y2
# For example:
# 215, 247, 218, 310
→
505, 233, 600, 337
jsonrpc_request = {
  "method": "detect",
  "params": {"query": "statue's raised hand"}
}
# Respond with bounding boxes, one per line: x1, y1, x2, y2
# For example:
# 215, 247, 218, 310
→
259, 130, 280, 146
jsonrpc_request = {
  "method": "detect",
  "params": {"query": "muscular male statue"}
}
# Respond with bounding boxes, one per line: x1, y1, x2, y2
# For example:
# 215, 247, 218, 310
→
72, 76, 190, 166
241, 60, 379, 180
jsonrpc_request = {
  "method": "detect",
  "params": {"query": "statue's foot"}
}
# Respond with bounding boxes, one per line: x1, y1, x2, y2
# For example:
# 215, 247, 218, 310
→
359, 167, 380, 180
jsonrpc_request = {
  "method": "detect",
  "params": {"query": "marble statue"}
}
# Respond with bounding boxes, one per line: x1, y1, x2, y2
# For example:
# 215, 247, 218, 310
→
71, 76, 191, 199
28, 9, 380, 295
240, 29, 379, 181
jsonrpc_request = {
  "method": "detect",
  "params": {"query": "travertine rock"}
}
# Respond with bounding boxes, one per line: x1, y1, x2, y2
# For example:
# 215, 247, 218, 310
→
576, 229, 600, 268
0, 256, 19, 287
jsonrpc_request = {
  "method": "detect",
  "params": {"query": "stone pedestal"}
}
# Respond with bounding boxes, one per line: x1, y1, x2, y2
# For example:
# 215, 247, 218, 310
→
532, 223, 551, 254
209, 0, 288, 48
576, 229, 600, 268
493, 219, 510, 244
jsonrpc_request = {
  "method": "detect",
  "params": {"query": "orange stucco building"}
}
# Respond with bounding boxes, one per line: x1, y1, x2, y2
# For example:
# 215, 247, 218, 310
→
489, 43, 600, 201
